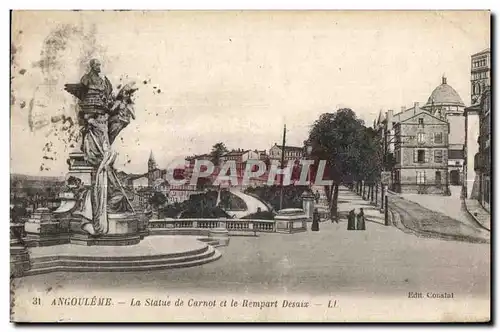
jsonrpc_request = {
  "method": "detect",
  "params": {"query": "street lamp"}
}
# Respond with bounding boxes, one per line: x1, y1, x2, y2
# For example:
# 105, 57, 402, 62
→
304, 140, 313, 188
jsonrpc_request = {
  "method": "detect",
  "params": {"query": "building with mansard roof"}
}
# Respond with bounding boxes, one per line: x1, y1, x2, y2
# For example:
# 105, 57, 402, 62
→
377, 76, 466, 189
392, 111, 450, 194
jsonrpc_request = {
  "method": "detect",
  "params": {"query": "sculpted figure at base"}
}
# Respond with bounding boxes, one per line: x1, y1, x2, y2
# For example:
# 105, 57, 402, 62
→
65, 59, 138, 236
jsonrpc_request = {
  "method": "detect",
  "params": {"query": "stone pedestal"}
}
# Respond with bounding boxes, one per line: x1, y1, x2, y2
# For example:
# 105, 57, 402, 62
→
209, 228, 230, 246
24, 208, 70, 247
275, 209, 308, 233
10, 225, 30, 277
10, 243, 30, 278
67, 151, 94, 187
69, 213, 142, 246
301, 191, 315, 221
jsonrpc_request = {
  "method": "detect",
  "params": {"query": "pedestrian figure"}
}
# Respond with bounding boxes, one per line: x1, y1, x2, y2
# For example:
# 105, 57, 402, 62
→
347, 209, 356, 230
311, 208, 320, 232
315, 190, 320, 204
357, 208, 366, 230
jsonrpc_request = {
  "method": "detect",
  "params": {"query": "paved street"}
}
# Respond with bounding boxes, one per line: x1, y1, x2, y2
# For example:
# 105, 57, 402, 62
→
16, 187, 490, 299
400, 186, 473, 225
228, 189, 269, 218
389, 191, 490, 244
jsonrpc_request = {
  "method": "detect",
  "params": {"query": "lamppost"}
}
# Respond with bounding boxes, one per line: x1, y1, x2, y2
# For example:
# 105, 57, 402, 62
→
304, 140, 313, 189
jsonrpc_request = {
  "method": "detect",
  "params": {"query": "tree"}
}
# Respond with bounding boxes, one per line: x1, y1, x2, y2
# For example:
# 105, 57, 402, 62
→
196, 177, 212, 191
149, 191, 167, 208
352, 126, 383, 200
308, 108, 376, 221
210, 142, 228, 166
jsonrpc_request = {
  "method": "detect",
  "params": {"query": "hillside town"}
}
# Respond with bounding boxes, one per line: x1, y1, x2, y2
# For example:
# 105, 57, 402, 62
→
11, 49, 491, 228
9, 10, 492, 323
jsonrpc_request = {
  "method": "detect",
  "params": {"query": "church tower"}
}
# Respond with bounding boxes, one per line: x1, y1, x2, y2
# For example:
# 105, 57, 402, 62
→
470, 49, 490, 105
148, 150, 158, 186
148, 150, 157, 171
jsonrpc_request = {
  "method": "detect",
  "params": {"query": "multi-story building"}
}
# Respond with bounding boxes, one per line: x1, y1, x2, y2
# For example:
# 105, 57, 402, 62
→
478, 87, 491, 211
421, 76, 465, 186
464, 48, 491, 208
392, 111, 450, 194
378, 76, 466, 189
268, 143, 303, 163
470, 49, 491, 105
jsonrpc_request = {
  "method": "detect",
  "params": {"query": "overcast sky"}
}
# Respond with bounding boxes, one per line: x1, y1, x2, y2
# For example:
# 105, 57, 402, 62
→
10, 11, 490, 176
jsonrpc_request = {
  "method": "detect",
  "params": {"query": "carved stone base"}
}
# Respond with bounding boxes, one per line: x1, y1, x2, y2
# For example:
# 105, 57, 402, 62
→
24, 233, 70, 247
208, 228, 230, 246
24, 208, 71, 247
69, 213, 142, 246
70, 233, 141, 246
10, 245, 30, 277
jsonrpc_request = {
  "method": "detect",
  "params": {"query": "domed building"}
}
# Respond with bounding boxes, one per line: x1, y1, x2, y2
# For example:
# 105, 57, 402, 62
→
421, 76, 465, 118
421, 76, 465, 186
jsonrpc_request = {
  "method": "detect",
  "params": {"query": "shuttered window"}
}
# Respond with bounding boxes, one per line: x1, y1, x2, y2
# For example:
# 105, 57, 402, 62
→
434, 132, 443, 144
416, 171, 426, 184
417, 132, 425, 144
414, 149, 425, 163
434, 150, 443, 163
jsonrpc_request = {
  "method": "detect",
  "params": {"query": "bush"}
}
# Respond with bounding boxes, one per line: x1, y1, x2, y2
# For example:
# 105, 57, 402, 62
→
241, 211, 275, 220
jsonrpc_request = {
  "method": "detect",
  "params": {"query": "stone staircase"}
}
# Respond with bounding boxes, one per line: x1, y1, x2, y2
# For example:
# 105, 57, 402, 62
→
24, 243, 222, 276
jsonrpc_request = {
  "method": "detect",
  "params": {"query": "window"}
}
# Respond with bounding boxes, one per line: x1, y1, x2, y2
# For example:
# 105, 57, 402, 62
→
418, 118, 424, 127
417, 133, 425, 144
434, 150, 443, 163
416, 171, 426, 184
414, 149, 426, 163
434, 132, 443, 144
435, 171, 442, 185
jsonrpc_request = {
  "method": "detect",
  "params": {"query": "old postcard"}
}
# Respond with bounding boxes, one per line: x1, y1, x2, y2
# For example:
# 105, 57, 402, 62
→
10, 10, 491, 322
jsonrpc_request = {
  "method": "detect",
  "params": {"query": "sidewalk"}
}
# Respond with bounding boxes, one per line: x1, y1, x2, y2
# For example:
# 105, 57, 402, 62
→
464, 199, 491, 231
311, 185, 330, 221
337, 187, 386, 225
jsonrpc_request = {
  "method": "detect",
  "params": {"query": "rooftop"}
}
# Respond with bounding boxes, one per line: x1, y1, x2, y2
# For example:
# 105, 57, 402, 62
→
472, 48, 490, 57
423, 76, 465, 108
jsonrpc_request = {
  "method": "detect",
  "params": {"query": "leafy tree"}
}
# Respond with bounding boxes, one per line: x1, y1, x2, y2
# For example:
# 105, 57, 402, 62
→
149, 191, 167, 207
210, 142, 228, 166
196, 177, 213, 191
308, 108, 381, 221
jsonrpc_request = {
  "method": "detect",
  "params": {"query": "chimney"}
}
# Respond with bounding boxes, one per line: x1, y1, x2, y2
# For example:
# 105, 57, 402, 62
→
387, 110, 394, 129
414, 102, 419, 115
442, 75, 447, 85
401, 106, 406, 113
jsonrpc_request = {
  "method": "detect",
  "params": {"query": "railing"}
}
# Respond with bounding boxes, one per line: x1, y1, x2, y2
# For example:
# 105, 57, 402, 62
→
148, 218, 277, 234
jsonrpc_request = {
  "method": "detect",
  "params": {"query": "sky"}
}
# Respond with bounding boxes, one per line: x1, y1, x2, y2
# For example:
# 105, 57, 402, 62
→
10, 10, 490, 176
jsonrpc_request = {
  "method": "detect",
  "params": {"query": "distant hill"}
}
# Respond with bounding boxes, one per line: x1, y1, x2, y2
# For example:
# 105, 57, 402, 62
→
11, 174, 66, 191
10, 174, 66, 182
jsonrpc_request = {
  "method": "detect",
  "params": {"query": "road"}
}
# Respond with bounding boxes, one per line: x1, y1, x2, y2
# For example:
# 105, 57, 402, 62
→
400, 186, 474, 225
226, 189, 269, 218
16, 187, 490, 298
389, 193, 490, 244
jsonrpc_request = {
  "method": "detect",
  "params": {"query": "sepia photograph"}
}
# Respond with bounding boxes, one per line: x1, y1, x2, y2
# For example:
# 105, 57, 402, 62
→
9, 10, 491, 322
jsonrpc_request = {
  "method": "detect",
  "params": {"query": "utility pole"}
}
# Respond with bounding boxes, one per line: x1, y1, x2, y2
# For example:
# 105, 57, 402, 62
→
279, 124, 286, 211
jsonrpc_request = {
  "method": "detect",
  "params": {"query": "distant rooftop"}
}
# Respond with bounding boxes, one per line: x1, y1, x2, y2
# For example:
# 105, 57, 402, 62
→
472, 48, 491, 57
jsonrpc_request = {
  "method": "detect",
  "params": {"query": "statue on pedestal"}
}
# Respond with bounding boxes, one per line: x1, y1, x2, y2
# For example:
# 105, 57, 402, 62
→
64, 59, 138, 237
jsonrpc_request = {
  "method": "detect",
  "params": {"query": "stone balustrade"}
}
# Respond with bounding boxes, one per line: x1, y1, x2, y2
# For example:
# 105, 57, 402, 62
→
148, 213, 309, 235
149, 218, 278, 235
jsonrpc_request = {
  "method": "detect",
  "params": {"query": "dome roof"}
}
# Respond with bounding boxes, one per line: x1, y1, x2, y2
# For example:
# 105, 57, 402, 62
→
424, 76, 464, 108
